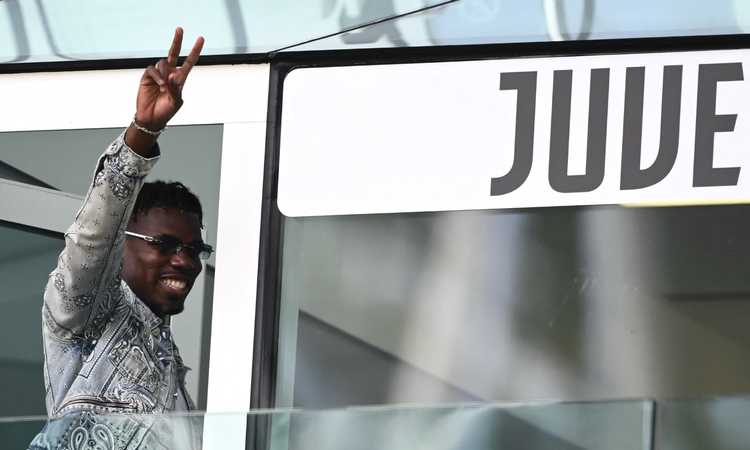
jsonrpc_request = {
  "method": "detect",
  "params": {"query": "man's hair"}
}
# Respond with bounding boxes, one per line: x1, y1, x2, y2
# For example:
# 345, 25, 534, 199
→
131, 181, 203, 227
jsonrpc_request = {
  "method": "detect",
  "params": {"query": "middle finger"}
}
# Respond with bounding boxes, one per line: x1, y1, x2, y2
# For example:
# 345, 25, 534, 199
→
175, 36, 204, 84
155, 59, 170, 78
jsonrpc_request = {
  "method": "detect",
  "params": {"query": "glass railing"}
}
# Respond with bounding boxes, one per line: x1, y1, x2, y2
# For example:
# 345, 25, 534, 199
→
2, 0, 749, 63
268, 400, 652, 450
3, 396, 749, 449
655, 397, 750, 450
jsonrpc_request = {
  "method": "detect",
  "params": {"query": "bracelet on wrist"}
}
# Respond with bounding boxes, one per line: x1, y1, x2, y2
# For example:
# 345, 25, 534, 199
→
131, 116, 166, 137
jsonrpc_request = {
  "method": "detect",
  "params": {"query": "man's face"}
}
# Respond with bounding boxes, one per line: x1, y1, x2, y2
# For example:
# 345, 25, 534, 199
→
122, 207, 203, 317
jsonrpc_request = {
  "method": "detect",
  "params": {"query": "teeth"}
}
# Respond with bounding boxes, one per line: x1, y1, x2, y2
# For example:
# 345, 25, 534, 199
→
161, 279, 187, 290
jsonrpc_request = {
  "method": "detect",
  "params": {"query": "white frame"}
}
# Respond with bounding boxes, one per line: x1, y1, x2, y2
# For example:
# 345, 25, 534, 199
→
0, 64, 269, 450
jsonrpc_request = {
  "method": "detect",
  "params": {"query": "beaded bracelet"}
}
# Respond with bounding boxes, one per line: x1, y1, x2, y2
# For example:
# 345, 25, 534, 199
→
132, 116, 166, 136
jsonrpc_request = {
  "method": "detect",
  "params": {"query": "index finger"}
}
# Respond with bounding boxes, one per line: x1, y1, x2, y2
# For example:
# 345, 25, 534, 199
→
167, 27, 184, 66
178, 36, 204, 80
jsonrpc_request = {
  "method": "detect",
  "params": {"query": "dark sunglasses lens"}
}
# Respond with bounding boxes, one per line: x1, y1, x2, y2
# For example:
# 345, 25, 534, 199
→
156, 235, 183, 255
155, 235, 211, 260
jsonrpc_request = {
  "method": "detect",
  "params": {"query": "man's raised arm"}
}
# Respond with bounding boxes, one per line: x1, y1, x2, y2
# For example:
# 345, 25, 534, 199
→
43, 28, 204, 337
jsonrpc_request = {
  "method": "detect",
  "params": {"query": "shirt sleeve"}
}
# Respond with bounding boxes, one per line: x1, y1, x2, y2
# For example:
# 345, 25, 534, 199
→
43, 132, 159, 339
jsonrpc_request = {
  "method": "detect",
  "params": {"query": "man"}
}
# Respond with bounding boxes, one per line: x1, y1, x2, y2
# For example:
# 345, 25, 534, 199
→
29, 28, 208, 449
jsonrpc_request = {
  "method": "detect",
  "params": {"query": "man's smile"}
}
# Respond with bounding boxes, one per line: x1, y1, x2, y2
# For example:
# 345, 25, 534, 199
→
159, 276, 191, 295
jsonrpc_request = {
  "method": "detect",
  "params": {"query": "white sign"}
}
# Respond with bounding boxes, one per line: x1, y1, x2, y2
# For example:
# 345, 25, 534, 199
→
278, 49, 750, 217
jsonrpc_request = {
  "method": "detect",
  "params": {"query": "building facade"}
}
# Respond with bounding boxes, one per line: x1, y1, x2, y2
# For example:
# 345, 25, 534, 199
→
2, 1, 750, 449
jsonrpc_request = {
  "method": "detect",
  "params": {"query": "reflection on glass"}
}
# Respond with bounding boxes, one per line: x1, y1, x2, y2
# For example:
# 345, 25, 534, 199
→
278, 400, 651, 450
4, 398, 749, 450
0, 0, 446, 63
288, 0, 747, 51
277, 204, 750, 409
657, 397, 750, 450
0, 401, 651, 450
25, 411, 203, 449
2, 0, 749, 62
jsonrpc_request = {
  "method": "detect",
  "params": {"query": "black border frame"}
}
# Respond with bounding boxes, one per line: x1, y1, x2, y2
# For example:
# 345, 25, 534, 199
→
0, 53, 266, 74
248, 33, 750, 449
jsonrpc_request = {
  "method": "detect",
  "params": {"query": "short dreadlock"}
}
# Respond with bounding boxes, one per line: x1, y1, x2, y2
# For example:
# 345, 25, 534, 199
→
130, 181, 203, 228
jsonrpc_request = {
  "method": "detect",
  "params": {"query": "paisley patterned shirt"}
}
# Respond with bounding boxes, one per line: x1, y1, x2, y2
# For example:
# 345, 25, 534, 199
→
41, 133, 195, 417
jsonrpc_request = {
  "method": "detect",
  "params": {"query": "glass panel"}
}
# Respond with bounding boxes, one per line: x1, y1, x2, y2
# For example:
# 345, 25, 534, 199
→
0, 0, 446, 63
0, 401, 652, 450
0, 126, 222, 410
277, 401, 651, 450
277, 204, 750, 409
656, 397, 750, 450
11, 398, 750, 450
3, 0, 748, 62
0, 416, 48, 450
0, 224, 62, 418
286, 0, 750, 52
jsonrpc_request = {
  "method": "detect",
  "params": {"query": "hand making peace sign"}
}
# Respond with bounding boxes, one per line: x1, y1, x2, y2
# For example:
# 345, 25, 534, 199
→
136, 27, 204, 131
126, 28, 204, 156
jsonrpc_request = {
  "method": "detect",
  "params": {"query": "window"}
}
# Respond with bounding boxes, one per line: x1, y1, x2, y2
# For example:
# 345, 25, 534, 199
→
0, 64, 268, 448
0, 125, 222, 410
273, 51, 750, 411
0, 223, 62, 417
275, 204, 750, 408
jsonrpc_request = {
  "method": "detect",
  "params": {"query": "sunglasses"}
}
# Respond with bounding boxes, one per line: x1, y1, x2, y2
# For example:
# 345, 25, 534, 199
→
125, 231, 214, 261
